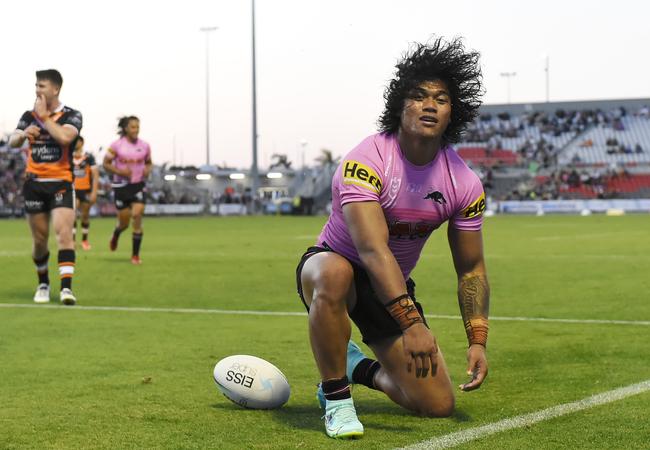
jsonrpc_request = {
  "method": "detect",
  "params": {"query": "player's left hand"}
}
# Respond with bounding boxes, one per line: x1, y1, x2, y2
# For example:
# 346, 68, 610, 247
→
89, 192, 97, 205
459, 343, 488, 391
34, 94, 50, 121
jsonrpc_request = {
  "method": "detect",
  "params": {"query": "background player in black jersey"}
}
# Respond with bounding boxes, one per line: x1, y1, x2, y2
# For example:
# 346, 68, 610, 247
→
8, 69, 82, 305
72, 136, 99, 250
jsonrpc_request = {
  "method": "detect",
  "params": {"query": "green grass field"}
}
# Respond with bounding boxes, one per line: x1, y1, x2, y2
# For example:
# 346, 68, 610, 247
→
1, 214, 649, 449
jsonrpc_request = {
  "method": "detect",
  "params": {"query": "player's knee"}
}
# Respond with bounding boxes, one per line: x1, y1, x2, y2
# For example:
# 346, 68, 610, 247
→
312, 280, 349, 309
312, 264, 353, 306
55, 231, 74, 247
33, 233, 48, 246
323, 261, 353, 281
33, 240, 48, 254
414, 395, 455, 418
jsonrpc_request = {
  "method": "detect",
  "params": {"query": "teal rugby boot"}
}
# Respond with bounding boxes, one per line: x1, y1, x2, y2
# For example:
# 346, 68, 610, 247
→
316, 340, 368, 409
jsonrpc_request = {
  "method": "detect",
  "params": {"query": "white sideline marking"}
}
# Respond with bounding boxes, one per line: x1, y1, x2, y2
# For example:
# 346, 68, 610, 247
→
432, 314, 650, 327
0, 303, 649, 326
0, 303, 307, 316
399, 379, 650, 450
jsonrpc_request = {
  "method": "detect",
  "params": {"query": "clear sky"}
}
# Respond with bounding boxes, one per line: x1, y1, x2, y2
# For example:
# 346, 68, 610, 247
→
1, 0, 648, 169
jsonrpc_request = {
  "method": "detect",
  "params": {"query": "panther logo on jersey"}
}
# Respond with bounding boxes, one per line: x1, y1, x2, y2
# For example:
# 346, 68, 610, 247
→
424, 190, 447, 204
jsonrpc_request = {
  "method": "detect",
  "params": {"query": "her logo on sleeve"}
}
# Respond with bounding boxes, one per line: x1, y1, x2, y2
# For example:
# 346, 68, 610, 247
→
460, 192, 486, 218
342, 160, 382, 194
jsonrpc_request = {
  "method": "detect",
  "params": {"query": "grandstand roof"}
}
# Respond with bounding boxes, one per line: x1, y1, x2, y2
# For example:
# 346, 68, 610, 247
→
480, 98, 650, 116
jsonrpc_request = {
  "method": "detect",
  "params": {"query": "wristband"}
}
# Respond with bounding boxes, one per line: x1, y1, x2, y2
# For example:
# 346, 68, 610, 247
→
463, 317, 488, 347
385, 294, 424, 330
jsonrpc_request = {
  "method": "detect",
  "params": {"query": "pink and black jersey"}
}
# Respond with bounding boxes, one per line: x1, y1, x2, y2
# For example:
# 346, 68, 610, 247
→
318, 133, 486, 279
108, 137, 151, 186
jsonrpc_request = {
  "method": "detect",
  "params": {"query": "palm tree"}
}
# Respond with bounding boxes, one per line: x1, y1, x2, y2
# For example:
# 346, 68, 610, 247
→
270, 153, 292, 170
314, 148, 340, 167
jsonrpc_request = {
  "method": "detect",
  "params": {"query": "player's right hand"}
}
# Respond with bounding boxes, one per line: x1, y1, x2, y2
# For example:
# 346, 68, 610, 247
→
402, 323, 438, 378
24, 125, 40, 143
33, 94, 49, 120
121, 167, 132, 179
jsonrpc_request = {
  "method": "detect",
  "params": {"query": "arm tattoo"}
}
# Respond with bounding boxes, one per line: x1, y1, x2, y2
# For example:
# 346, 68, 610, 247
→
458, 274, 490, 346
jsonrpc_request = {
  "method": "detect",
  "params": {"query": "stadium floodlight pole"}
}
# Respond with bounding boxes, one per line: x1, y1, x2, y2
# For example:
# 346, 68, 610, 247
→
200, 26, 218, 166
250, 0, 259, 212
172, 134, 176, 166
500, 72, 517, 104
544, 54, 550, 102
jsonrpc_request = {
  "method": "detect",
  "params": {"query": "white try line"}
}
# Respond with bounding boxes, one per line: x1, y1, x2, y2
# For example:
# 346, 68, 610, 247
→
398, 379, 650, 450
0, 303, 649, 326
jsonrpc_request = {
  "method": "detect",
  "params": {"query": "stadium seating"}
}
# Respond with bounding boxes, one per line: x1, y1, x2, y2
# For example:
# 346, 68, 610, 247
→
453, 104, 650, 200
2, 101, 650, 215
560, 116, 650, 165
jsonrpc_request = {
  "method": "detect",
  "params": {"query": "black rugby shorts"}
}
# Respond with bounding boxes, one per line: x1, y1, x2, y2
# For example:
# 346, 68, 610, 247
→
113, 182, 146, 210
296, 244, 428, 344
76, 189, 91, 203
23, 179, 75, 214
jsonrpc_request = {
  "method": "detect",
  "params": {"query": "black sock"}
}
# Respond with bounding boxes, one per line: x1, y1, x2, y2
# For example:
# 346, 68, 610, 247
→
322, 375, 351, 401
58, 249, 75, 290
81, 222, 90, 241
113, 227, 125, 239
352, 358, 381, 390
132, 232, 143, 257
33, 252, 50, 285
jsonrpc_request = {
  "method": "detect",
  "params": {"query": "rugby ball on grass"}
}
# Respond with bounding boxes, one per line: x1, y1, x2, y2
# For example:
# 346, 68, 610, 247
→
213, 355, 290, 409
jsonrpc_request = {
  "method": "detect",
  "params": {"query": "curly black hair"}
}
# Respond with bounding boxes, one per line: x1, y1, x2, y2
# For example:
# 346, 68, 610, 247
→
117, 115, 140, 137
378, 36, 484, 143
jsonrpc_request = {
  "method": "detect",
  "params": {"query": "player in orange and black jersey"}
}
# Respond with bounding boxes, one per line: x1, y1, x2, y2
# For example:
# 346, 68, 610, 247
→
72, 136, 99, 251
8, 69, 82, 305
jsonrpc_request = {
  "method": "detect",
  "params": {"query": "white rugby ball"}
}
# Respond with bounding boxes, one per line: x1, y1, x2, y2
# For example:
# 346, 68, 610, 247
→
213, 355, 290, 409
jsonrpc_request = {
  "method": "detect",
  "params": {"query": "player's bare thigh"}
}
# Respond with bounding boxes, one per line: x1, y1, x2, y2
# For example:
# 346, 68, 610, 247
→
369, 334, 455, 417
300, 251, 356, 312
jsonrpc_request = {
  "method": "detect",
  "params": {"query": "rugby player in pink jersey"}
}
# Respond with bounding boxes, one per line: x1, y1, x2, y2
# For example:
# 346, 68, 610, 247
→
296, 37, 490, 439
103, 116, 152, 264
